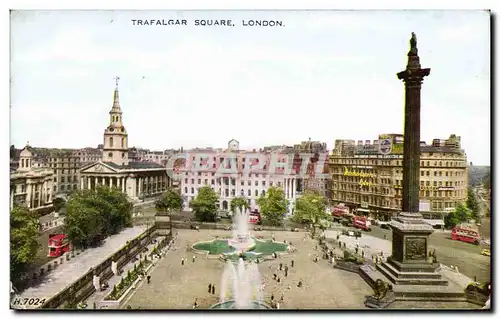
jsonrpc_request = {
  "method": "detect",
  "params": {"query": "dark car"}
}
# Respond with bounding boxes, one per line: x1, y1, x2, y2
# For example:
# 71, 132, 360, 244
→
380, 224, 391, 230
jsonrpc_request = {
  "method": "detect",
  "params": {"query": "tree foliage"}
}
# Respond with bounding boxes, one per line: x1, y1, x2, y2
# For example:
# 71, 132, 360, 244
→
466, 188, 479, 221
190, 186, 219, 222
52, 197, 66, 213
444, 202, 472, 229
230, 196, 249, 213
483, 171, 491, 190
257, 186, 288, 226
11, 205, 41, 277
292, 190, 330, 225
155, 188, 183, 214
64, 186, 133, 248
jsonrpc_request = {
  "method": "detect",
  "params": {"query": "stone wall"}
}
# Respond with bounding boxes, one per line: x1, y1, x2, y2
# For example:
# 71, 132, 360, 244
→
40, 226, 159, 309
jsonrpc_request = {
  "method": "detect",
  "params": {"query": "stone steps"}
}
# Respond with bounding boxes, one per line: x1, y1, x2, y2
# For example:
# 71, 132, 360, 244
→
376, 263, 448, 286
381, 261, 442, 279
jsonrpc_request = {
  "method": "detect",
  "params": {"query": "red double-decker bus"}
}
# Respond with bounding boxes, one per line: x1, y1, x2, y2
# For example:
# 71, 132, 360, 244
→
353, 216, 372, 231
48, 234, 71, 257
249, 210, 261, 224
451, 226, 481, 245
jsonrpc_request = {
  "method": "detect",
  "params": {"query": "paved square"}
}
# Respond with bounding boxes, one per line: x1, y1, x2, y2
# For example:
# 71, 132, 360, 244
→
125, 229, 372, 309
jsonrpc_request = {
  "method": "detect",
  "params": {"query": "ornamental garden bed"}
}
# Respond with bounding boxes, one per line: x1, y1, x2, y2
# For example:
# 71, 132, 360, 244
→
104, 258, 152, 301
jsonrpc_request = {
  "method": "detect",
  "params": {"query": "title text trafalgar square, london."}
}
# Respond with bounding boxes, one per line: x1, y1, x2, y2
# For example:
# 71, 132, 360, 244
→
130, 19, 284, 27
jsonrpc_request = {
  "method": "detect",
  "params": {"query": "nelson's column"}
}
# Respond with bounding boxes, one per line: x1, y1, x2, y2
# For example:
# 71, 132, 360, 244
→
361, 34, 466, 304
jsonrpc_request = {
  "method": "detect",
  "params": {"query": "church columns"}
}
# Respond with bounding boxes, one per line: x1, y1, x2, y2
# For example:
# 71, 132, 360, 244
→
87, 176, 91, 190
108, 177, 112, 188
117, 177, 121, 189
138, 177, 142, 198
80, 177, 84, 190
101, 177, 105, 186
26, 183, 32, 209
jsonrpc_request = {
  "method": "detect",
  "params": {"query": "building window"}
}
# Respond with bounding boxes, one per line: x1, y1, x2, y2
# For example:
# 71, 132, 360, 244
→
263, 181, 266, 187
255, 181, 259, 186
184, 187, 188, 194
426, 171, 430, 176
121, 138, 124, 148
248, 190, 251, 196
185, 178, 188, 184
211, 180, 215, 185
241, 190, 244, 196
191, 179, 195, 184
420, 171, 424, 177
191, 187, 194, 194
110, 137, 114, 147
255, 190, 259, 197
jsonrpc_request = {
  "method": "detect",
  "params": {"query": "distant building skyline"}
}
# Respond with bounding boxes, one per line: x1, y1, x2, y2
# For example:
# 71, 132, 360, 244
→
10, 10, 490, 165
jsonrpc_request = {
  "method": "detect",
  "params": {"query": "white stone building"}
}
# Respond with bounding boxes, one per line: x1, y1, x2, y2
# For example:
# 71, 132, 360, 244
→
10, 146, 55, 214
179, 139, 300, 214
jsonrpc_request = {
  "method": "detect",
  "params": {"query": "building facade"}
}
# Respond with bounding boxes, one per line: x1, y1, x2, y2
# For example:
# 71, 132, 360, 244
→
10, 146, 54, 214
179, 139, 302, 213
329, 134, 468, 223
80, 84, 171, 201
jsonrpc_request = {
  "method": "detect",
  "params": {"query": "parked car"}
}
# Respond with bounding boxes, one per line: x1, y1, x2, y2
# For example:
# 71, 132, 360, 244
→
481, 249, 491, 256
380, 224, 391, 230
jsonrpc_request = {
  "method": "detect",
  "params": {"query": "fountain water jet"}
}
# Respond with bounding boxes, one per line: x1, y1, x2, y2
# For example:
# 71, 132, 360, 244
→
218, 258, 264, 309
227, 207, 255, 253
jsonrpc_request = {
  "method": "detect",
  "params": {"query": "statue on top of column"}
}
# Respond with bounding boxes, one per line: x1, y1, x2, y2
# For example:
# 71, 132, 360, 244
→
409, 32, 418, 55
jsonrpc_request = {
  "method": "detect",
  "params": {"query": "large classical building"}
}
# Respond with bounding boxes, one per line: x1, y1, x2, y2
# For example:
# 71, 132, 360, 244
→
10, 145, 55, 214
329, 134, 468, 223
79, 83, 171, 201
179, 139, 303, 213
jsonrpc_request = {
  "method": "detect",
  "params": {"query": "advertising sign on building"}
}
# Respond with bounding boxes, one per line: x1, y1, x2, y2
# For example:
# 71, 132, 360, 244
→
419, 200, 431, 212
378, 138, 392, 155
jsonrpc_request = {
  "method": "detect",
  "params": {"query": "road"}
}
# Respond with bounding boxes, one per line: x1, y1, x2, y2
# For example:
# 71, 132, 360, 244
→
351, 225, 491, 283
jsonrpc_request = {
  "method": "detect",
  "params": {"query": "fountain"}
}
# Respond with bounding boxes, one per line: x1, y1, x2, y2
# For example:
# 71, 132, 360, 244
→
191, 207, 288, 261
227, 207, 255, 253
212, 258, 267, 309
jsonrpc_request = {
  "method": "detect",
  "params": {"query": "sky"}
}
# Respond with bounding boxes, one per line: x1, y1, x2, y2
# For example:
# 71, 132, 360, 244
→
10, 10, 490, 165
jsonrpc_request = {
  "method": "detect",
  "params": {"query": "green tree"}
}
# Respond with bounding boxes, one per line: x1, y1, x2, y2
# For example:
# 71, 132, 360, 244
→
230, 196, 249, 213
444, 203, 472, 229
64, 186, 133, 248
257, 186, 288, 227
10, 205, 41, 277
155, 188, 183, 214
52, 197, 66, 213
292, 190, 330, 236
190, 186, 219, 222
466, 188, 479, 221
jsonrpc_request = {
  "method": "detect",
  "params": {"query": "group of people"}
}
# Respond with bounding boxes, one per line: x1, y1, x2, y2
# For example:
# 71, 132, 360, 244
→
181, 255, 197, 265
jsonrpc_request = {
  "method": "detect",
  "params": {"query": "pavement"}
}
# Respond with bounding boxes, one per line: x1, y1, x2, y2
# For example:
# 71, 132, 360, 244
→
12, 226, 147, 308
124, 229, 372, 309
85, 237, 163, 308
327, 223, 491, 283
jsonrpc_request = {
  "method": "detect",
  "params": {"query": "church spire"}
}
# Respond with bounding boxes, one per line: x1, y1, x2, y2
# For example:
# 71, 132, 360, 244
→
111, 76, 122, 113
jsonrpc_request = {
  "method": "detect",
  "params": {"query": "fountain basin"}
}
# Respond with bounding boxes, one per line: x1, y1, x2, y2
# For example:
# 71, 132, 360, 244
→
192, 237, 288, 260
210, 300, 270, 309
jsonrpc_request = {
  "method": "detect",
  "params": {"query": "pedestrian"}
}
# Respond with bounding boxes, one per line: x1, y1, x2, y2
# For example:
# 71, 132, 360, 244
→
279, 263, 283, 271
271, 294, 275, 301
284, 239, 287, 244
277, 277, 281, 283
291, 260, 295, 268
273, 273, 277, 280
212, 285, 216, 295
192, 255, 196, 263
193, 298, 198, 309
332, 255, 335, 265
147, 275, 151, 284
181, 258, 185, 265
285, 265, 289, 272
362, 250, 365, 258
289, 241, 292, 246
208, 283, 212, 293
285, 269, 288, 277
280, 294, 284, 302
276, 302, 280, 309
298, 280, 303, 288
343, 243, 346, 249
